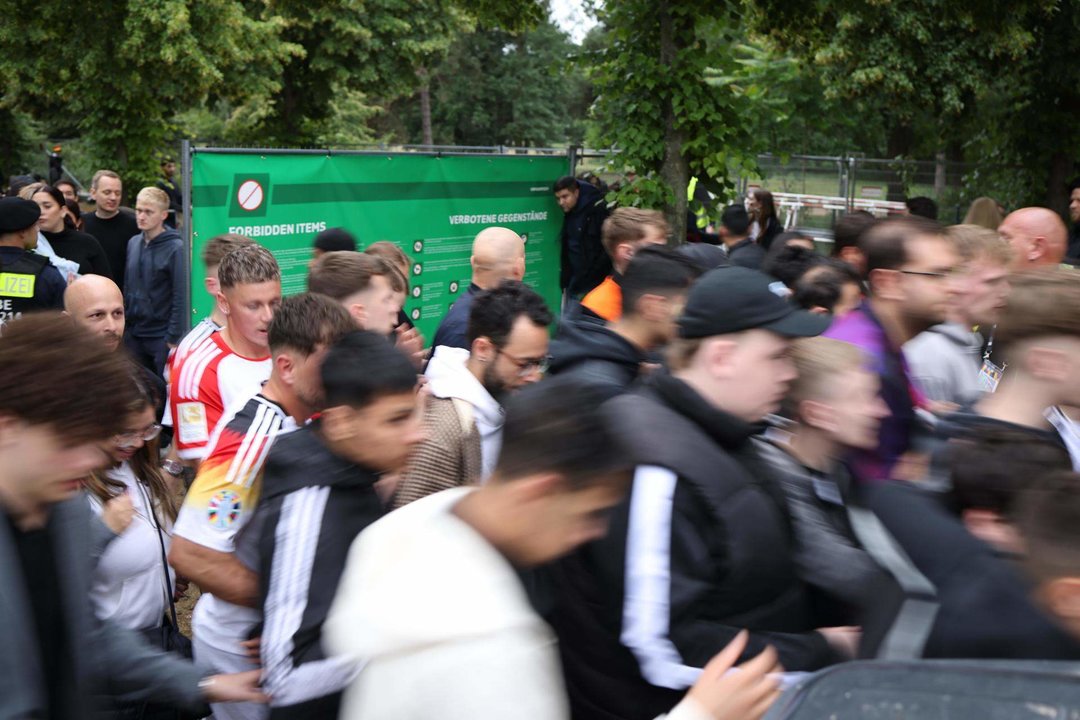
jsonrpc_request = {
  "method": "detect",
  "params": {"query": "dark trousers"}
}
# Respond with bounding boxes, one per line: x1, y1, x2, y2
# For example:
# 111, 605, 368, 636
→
124, 334, 169, 381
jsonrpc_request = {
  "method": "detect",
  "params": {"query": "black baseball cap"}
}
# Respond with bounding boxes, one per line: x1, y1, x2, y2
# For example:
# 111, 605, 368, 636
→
0, 197, 41, 234
678, 265, 831, 338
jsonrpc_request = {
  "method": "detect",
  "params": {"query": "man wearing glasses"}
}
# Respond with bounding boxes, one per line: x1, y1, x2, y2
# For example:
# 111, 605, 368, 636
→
393, 280, 553, 508
824, 215, 960, 482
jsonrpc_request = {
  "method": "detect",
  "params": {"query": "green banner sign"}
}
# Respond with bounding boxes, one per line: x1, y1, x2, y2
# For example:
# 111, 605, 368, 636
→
189, 151, 568, 341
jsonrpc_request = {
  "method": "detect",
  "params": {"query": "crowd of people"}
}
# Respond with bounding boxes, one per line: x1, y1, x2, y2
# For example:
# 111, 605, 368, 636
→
2, 166, 1080, 720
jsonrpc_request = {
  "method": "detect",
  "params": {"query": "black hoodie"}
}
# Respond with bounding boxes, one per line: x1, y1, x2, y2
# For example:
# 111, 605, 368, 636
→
548, 319, 648, 401
559, 179, 611, 296
256, 423, 384, 718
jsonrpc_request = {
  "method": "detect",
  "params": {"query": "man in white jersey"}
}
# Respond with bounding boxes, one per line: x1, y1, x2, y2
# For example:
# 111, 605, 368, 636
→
163, 235, 256, 452
170, 293, 356, 720
169, 244, 280, 466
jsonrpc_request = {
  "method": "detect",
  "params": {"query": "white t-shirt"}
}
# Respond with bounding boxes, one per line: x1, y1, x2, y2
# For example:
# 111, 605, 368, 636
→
174, 394, 295, 655
88, 463, 173, 631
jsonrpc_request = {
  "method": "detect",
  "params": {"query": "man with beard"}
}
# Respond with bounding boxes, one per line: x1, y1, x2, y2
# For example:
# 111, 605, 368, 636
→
393, 280, 552, 508
824, 216, 960, 482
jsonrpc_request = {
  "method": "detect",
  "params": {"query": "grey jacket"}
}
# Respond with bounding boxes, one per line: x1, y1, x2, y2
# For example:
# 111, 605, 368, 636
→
904, 322, 984, 405
123, 228, 185, 343
754, 437, 888, 616
0, 495, 209, 719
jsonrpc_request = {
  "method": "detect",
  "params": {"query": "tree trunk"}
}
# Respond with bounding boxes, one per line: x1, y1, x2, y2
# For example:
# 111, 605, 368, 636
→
658, 1, 688, 245
1046, 150, 1069, 216
885, 121, 913, 202
934, 150, 946, 198
417, 66, 433, 146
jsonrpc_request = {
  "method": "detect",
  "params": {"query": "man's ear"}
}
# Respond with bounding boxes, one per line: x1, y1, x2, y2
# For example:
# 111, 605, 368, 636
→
1041, 577, 1080, 621
0, 414, 23, 450
702, 337, 738, 379
635, 293, 667, 323
799, 399, 836, 433
347, 303, 367, 329
320, 406, 353, 444
868, 268, 902, 302
205, 276, 219, 296
274, 352, 295, 386
215, 292, 229, 317
471, 336, 497, 364
509, 472, 563, 505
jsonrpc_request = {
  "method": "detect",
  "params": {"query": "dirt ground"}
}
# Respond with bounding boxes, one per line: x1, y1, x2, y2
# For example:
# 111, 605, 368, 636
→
176, 584, 200, 637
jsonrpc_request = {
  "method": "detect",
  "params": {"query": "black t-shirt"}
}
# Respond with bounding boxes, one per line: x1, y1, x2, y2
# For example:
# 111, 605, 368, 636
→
82, 210, 139, 290
41, 227, 112, 278
3, 511, 76, 717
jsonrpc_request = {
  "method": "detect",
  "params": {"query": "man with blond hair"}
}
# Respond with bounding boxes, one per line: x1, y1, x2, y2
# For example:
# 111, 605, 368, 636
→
905, 224, 1014, 405
124, 186, 184, 378
430, 227, 526, 350
82, 169, 138, 290
580, 207, 669, 322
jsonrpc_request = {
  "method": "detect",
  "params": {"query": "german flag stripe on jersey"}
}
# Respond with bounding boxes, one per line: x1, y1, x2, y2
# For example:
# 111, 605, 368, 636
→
173, 394, 295, 553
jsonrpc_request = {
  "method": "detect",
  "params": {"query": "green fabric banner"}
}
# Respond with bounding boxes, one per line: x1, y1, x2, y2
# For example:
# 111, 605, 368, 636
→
189, 151, 567, 340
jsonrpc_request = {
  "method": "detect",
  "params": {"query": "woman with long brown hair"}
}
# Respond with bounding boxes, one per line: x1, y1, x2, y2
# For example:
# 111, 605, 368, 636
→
86, 370, 179, 631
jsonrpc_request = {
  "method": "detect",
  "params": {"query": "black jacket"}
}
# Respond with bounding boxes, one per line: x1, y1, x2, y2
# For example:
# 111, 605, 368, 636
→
726, 238, 766, 270
430, 283, 479, 350
123, 228, 185, 343
81, 210, 138, 291
548, 318, 647, 401
257, 424, 385, 718
544, 373, 840, 720
559, 180, 611, 296
41, 227, 112, 278
860, 481, 1080, 660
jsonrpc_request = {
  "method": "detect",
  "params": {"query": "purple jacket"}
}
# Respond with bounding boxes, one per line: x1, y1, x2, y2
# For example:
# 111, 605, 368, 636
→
824, 303, 926, 482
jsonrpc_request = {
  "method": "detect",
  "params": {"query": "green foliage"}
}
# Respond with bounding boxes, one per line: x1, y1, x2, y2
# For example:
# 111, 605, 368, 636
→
587, 1, 757, 239
390, 19, 587, 147
0, 0, 297, 189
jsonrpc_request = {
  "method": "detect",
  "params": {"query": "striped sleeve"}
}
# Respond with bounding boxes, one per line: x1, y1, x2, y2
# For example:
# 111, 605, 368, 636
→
261, 487, 360, 705
172, 399, 284, 552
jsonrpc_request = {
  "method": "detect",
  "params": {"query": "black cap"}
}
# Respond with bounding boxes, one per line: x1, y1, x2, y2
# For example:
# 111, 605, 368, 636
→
314, 227, 358, 253
678, 265, 831, 339
677, 242, 729, 273
0, 197, 41, 234
721, 204, 750, 235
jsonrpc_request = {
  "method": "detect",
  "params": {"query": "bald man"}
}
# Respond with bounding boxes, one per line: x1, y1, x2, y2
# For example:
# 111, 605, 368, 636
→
998, 207, 1067, 268
64, 274, 167, 420
430, 226, 526, 350
64, 274, 126, 352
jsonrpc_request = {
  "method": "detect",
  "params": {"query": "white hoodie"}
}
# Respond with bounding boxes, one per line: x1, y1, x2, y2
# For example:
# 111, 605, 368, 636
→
324, 489, 713, 720
424, 346, 505, 480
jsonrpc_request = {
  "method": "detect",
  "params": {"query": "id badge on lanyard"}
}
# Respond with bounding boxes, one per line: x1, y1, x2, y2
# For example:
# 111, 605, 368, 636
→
977, 326, 1005, 393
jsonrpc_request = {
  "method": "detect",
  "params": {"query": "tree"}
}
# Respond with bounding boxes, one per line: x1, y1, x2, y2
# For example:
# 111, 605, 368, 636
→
586, 1, 757, 243
0, 0, 297, 188
745, 0, 1057, 198
390, 19, 586, 147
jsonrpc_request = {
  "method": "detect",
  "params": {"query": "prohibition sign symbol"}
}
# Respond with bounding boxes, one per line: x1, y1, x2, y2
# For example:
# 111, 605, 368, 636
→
237, 180, 264, 211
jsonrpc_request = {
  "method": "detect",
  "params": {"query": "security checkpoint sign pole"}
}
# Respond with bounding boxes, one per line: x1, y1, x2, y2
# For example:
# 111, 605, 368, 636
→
188, 150, 567, 341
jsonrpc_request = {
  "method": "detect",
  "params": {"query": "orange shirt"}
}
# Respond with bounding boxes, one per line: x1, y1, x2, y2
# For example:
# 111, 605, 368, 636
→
581, 275, 622, 322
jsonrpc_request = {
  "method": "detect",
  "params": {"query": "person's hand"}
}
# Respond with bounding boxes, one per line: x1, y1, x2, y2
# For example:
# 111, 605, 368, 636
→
394, 325, 426, 370
818, 626, 861, 660
173, 576, 190, 602
685, 631, 783, 720
239, 637, 261, 662
102, 491, 135, 535
201, 670, 268, 703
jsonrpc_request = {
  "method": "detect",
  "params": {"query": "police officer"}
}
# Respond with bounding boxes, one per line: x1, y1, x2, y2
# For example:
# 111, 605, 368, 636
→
0, 196, 66, 326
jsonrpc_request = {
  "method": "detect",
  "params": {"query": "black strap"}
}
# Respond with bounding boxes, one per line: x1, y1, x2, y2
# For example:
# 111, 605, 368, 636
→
137, 480, 180, 630
846, 505, 939, 659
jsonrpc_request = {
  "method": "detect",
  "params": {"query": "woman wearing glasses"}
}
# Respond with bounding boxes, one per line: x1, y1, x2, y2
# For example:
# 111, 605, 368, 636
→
85, 372, 183, 718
